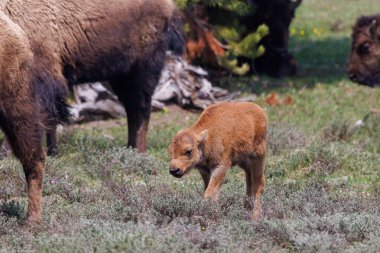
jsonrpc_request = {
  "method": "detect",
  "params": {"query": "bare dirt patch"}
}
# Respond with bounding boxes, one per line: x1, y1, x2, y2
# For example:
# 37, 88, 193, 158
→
63, 104, 199, 132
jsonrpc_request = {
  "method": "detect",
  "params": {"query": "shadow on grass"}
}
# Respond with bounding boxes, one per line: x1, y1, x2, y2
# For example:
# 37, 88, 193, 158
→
291, 35, 351, 80
216, 36, 354, 95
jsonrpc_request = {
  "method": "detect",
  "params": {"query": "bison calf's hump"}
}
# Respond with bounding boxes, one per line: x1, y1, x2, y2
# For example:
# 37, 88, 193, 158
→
169, 102, 268, 220
203, 103, 264, 143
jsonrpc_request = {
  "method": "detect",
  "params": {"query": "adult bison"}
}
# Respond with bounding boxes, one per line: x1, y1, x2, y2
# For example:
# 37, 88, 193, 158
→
0, 0, 183, 224
348, 15, 380, 87
244, 0, 302, 77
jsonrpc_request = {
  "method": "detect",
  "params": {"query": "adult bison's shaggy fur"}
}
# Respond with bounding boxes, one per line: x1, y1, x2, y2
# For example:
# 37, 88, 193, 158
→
0, 0, 184, 223
348, 15, 380, 87
169, 102, 267, 220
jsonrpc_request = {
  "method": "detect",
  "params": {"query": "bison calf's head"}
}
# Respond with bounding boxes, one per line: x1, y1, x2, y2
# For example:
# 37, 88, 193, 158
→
168, 129, 208, 178
348, 16, 380, 87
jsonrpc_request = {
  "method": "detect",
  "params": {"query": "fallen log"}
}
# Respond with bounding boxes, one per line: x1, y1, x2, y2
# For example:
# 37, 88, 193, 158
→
69, 52, 254, 122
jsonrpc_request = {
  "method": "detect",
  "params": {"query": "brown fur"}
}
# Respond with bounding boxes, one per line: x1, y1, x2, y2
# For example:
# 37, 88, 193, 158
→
169, 102, 268, 220
348, 15, 380, 87
0, 0, 183, 224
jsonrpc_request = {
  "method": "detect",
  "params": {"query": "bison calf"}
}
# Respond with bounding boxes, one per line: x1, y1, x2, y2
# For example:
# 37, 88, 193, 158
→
169, 102, 268, 219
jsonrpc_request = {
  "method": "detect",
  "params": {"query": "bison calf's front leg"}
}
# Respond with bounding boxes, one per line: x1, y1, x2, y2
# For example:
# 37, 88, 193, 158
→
203, 165, 227, 201
198, 168, 211, 191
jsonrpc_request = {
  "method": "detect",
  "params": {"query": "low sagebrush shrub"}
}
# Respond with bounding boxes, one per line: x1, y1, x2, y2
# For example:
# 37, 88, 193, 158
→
267, 123, 308, 156
0, 200, 25, 220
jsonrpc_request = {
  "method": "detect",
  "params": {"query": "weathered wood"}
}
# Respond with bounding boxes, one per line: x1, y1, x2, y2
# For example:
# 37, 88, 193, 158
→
70, 53, 254, 122
152, 52, 241, 110
70, 83, 126, 123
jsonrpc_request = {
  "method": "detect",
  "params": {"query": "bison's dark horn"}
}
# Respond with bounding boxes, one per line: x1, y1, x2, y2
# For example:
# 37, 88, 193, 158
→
289, 0, 302, 9
369, 19, 377, 37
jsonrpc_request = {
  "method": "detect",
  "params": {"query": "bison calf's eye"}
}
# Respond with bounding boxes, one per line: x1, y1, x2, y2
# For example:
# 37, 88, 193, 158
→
358, 43, 371, 55
185, 150, 192, 156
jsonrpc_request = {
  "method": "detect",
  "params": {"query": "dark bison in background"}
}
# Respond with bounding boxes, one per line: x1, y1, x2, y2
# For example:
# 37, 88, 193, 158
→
348, 15, 380, 87
242, 0, 302, 77
0, 0, 183, 224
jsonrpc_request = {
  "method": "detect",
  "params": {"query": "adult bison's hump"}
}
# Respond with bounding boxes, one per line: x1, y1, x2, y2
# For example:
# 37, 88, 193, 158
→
3, 0, 176, 83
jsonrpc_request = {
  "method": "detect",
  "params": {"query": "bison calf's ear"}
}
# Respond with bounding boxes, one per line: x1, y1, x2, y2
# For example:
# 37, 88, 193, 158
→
197, 129, 208, 145
176, 129, 184, 135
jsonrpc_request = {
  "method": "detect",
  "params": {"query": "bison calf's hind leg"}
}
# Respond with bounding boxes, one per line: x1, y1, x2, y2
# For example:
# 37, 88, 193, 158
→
250, 155, 266, 220
240, 153, 266, 220
0, 105, 45, 224
243, 168, 254, 209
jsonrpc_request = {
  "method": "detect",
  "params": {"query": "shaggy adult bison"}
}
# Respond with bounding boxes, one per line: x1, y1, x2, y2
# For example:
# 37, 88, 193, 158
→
169, 102, 267, 220
348, 15, 380, 87
0, 0, 183, 224
245, 0, 302, 77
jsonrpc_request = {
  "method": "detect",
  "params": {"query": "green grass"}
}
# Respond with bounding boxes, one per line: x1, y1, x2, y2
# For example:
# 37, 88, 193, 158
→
1, 0, 380, 252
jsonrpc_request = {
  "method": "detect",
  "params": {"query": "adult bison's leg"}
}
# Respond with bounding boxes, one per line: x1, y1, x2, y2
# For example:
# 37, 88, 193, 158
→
110, 74, 151, 152
0, 102, 45, 224
1, 126, 58, 157
46, 125, 58, 156
125, 94, 151, 153
23, 155, 45, 225
111, 50, 166, 152
0, 137, 12, 158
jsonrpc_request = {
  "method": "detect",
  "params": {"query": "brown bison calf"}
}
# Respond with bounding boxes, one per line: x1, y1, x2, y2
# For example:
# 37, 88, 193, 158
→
169, 102, 267, 219
0, 0, 183, 224
348, 15, 380, 87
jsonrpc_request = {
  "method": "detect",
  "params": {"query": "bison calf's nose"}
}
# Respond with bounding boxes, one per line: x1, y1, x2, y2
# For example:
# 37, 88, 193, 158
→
169, 167, 183, 178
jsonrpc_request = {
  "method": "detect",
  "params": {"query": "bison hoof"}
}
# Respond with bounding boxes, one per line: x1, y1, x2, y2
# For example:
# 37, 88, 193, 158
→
22, 216, 41, 228
244, 199, 254, 210
47, 149, 58, 157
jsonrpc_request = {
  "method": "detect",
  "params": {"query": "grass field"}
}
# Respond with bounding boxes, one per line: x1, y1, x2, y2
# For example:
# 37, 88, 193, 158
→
1, 0, 380, 252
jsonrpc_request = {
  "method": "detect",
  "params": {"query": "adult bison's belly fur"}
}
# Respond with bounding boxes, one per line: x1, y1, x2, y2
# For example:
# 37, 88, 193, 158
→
0, 0, 184, 224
